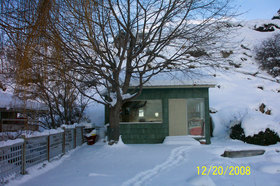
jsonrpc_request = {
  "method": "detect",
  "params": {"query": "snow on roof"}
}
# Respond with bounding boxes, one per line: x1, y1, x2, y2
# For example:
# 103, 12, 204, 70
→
130, 69, 216, 88
0, 90, 48, 111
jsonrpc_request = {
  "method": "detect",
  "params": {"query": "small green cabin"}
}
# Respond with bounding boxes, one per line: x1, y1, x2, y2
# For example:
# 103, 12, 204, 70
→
105, 72, 215, 144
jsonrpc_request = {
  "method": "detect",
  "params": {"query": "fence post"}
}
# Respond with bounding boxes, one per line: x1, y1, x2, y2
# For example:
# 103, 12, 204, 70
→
47, 135, 50, 161
0, 119, 2, 132
21, 135, 26, 175
62, 129, 66, 155
74, 128, 77, 148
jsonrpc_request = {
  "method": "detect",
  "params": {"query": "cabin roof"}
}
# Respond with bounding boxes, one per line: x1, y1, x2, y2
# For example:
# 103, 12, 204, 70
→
129, 70, 216, 88
0, 91, 48, 111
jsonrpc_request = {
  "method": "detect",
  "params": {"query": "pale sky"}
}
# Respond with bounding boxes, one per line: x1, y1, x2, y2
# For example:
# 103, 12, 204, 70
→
235, 0, 280, 20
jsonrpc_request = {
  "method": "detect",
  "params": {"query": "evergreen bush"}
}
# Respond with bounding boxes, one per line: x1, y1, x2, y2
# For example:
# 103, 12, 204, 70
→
230, 124, 280, 146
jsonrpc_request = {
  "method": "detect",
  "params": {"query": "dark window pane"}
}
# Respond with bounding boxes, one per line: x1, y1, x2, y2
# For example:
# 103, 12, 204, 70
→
121, 100, 162, 123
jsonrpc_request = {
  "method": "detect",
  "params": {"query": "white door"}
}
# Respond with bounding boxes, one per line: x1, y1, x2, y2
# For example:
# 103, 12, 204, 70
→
168, 99, 188, 136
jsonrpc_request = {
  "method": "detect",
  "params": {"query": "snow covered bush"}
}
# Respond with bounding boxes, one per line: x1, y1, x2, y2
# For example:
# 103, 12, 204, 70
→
272, 9, 280, 20
230, 124, 280, 146
254, 23, 280, 32
255, 33, 280, 77
245, 129, 279, 146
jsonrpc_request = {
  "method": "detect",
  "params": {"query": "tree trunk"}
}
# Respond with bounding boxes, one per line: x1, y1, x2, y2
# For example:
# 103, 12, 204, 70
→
108, 103, 121, 144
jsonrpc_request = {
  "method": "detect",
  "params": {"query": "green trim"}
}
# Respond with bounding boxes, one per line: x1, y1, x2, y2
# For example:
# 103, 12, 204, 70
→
105, 106, 109, 124
204, 89, 211, 144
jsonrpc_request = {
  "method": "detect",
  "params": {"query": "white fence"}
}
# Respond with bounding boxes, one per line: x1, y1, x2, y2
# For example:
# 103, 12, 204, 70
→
0, 126, 84, 183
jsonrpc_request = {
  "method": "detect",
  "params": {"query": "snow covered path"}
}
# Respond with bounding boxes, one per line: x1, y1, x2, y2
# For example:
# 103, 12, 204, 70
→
122, 146, 191, 186
8, 139, 280, 186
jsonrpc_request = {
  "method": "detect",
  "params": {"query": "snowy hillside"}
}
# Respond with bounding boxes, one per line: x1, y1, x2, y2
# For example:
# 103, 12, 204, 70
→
209, 19, 280, 138
87, 19, 280, 139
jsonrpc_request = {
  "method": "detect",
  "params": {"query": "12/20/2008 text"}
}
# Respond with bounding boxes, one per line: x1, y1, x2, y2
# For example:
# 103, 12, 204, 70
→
197, 166, 251, 176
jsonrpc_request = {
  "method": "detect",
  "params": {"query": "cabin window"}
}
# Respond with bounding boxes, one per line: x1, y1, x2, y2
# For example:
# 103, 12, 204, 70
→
121, 100, 162, 123
187, 98, 205, 136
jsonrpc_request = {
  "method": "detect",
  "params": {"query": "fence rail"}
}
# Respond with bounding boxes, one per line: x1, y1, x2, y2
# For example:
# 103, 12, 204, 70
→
0, 126, 84, 183
1, 119, 40, 132
0, 142, 22, 181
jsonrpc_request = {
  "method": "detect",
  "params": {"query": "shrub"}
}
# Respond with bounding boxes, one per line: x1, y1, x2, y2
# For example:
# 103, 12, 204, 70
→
230, 124, 245, 141
254, 24, 279, 32
255, 33, 280, 77
245, 129, 279, 146
221, 50, 233, 58
230, 124, 280, 146
272, 9, 280, 20
187, 49, 208, 57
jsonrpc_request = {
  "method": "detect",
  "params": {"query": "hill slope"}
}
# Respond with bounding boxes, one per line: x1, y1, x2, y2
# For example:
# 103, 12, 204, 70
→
210, 19, 280, 138
85, 19, 280, 140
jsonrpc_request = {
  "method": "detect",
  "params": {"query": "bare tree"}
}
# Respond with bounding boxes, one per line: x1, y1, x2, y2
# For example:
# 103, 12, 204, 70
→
2, 0, 237, 142
0, 0, 90, 128
47, 0, 237, 143
255, 33, 280, 77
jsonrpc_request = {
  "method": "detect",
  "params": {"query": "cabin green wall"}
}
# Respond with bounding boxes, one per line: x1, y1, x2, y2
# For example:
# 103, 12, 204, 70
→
106, 87, 211, 144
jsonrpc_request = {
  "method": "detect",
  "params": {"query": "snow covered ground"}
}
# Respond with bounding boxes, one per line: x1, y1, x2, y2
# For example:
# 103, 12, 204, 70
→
7, 138, 280, 186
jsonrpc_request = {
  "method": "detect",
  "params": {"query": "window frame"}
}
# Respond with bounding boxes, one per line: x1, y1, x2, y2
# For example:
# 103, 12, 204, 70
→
120, 99, 163, 124
186, 98, 206, 137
